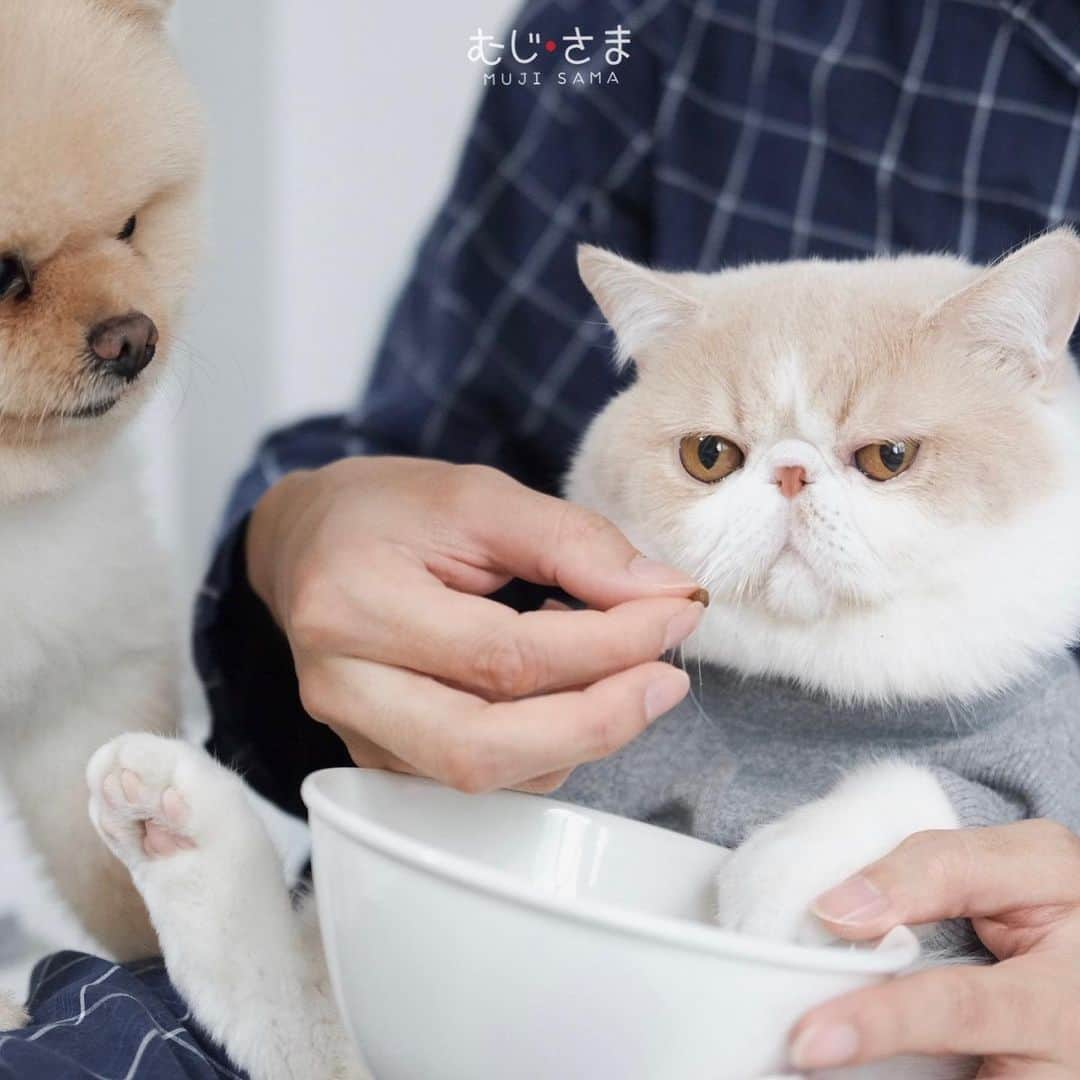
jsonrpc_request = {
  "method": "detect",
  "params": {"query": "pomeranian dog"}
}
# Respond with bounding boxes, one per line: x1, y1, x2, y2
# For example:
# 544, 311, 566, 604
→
0, 0, 202, 1026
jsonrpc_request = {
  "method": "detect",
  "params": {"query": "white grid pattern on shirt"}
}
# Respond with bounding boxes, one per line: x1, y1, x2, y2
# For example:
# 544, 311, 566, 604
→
874, 0, 941, 252
418, 0, 672, 456
0, 959, 243, 1080
363, 0, 1080, 461
692, 2, 1080, 126
1050, 93, 1080, 224
958, 11, 1022, 257
697, 0, 781, 268
790, 0, 864, 257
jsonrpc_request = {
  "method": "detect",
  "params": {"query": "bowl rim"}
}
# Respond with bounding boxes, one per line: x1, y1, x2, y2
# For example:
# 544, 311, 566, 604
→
301, 768, 920, 976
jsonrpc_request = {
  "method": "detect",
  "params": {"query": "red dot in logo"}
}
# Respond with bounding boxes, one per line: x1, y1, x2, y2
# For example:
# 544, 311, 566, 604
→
545, 39, 557, 52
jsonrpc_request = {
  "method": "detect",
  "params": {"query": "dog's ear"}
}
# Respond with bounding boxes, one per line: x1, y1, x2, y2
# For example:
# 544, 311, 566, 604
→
96, 0, 174, 26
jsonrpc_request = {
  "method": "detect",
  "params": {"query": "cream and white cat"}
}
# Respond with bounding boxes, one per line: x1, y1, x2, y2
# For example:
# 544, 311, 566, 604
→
566, 229, 1080, 946
86, 228, 1080, 1080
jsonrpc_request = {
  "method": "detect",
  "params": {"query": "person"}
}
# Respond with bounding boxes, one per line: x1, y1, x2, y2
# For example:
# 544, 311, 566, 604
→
6, 1, 1080, 1076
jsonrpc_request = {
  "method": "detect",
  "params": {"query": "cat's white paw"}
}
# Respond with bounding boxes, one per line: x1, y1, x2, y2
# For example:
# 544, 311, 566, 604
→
715, 811, 851, 945
87, 733, 249, 871
0, 992, 28, 1031
717, 763, 959, 946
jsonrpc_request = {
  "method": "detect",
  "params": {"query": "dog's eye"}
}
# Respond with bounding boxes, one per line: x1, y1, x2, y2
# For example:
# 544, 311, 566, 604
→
854, 440, 919, 481
0, 254, 31, 302
679, 434, 745, 484
118, 215, 137, 242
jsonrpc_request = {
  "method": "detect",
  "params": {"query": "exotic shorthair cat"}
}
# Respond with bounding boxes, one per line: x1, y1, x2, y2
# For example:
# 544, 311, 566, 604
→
86, 228, 1080, 1080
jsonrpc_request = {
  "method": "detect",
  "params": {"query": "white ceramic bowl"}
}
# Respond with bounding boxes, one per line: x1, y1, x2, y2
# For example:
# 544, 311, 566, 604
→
303, 769, 918, 1080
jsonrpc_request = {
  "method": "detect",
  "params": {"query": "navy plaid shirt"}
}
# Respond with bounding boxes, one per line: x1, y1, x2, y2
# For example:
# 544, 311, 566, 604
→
197, 0, 1080, 820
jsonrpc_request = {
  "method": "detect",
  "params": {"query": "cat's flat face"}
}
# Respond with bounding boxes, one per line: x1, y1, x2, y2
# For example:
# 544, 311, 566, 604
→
568, 232, 1080, 701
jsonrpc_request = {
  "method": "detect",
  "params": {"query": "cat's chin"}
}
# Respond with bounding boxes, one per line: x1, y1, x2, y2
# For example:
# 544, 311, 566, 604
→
687, 576, 1075, 704
762, 550, 834, 622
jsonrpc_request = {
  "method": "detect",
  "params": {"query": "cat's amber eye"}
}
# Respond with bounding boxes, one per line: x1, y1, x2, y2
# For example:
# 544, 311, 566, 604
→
854, 440, 920, 481
679, 434, 745, 484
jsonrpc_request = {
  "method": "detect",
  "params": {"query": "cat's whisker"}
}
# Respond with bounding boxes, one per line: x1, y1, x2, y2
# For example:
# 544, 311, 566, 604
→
673, 640, 710, 729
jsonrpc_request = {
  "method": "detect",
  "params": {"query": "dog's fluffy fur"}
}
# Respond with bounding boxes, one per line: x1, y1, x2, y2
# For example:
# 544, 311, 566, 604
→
0, 0, 201, 1022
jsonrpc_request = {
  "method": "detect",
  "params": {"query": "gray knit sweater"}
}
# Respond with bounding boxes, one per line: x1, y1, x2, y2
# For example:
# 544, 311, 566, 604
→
557, 652, 1080, 850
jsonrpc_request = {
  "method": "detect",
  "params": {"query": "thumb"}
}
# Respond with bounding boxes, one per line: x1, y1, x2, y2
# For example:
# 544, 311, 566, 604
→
811, 820, 1080, 941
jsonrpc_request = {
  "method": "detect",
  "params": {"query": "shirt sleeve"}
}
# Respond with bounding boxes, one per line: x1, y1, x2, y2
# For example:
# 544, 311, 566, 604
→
195, 0, 666, 816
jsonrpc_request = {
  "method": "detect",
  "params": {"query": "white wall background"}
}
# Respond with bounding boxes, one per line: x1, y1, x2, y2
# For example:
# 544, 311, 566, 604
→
155, 0, 519, 601
1, 0, 518, 980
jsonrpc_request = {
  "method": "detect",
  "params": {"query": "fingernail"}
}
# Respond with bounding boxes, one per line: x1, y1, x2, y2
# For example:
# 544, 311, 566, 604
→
790, 1022, 859, 1069
540, 598, 572, 612
812, 874, 892, 924
629, 555, 699, 591
644, 669, 690, 721
663, 602, 705, 651
689, 587, 710, 606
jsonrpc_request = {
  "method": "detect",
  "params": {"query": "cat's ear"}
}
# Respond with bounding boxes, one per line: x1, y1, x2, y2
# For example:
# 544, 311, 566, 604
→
929, 227, 1080, 385
577, 245, 700, 368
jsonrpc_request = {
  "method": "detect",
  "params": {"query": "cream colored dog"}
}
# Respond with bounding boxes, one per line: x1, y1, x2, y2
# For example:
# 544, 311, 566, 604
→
0, 0, 202, 1026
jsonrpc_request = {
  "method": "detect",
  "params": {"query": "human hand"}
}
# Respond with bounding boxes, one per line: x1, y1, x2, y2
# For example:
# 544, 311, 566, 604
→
245, 457, 704, 794
788, 820, 1080, 1077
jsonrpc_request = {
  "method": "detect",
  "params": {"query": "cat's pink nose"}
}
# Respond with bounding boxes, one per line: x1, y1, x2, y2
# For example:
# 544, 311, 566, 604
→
775, 465, 806, 499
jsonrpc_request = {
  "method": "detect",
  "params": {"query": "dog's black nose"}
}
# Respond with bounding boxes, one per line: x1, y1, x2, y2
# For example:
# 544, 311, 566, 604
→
87, 313, 158, 381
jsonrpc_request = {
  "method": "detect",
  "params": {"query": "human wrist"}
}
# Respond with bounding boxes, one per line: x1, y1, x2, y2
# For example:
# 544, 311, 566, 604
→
245, 469, 314, 624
